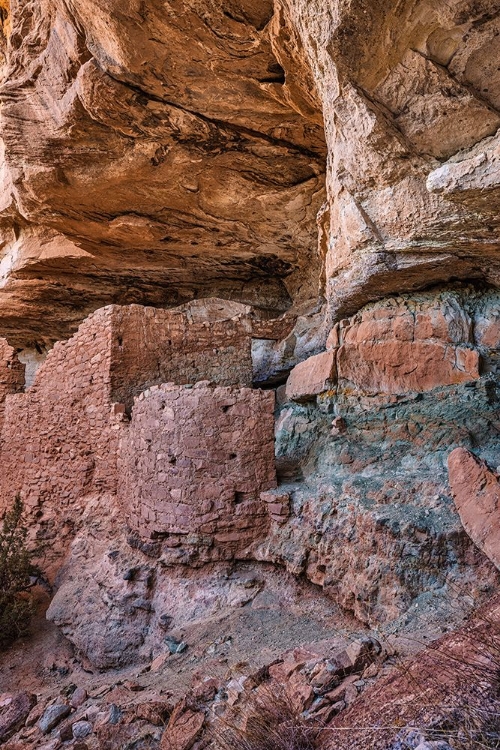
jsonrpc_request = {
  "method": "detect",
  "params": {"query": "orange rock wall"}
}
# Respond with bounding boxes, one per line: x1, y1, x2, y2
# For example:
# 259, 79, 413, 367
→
287, 294, 486, 400
336, 301, 479, 394
119, 383, 276, 560
448, 447, 500, 570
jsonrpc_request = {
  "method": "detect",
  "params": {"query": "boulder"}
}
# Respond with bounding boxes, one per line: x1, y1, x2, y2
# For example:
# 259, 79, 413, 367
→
38, 704, 71, 734
0, 692, 37, 743
448, 447, 500, 569
286, 351, 337, 402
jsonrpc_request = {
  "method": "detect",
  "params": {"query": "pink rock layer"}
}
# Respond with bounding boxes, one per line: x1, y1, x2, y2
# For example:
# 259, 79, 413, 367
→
287, 298, 481, 400
448, 447, 500, 570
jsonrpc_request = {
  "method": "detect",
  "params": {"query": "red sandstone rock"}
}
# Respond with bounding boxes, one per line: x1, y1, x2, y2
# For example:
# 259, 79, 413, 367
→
475, 314, 500, 349
134, 700, 172, 726
0, 693, 36, 744
333, 298, 481, 395
0, 340, 25, 430
285, 671, 315, 713
160, 700, 204, 750
286, 350, 337, 401
322, 596, 500, 749
448, 448, 500, 570
337, 339, 479, 395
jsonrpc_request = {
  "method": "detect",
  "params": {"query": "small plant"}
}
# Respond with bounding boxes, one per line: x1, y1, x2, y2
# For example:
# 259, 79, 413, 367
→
0, 495, 41, 649
212, 686, 320, 750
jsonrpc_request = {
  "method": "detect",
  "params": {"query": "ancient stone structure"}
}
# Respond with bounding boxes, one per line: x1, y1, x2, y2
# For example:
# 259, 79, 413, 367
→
0, 338, 24, 429
0, 2, 500, 747
0, 300, 279, 571
120, 383, 276, 559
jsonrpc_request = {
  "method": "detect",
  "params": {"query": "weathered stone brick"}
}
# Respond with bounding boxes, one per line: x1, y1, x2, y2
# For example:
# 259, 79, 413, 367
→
0, 302, 268, 575
119, 384, 276, 560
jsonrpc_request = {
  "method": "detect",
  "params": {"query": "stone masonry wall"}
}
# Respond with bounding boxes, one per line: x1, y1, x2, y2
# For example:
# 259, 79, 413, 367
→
0, 301, 276, 571
108, 305, 254, 409
0, 338, 25, 429
0, 309, 117, 562
119, 383, 276, 563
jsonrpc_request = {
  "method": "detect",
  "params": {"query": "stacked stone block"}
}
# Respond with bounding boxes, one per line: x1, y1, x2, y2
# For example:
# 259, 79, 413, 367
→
0, 301, 278, 571
0, 339, 25, 430
0, 308, 117, 553
108, 305, 254, 409
119, 383, 276, 560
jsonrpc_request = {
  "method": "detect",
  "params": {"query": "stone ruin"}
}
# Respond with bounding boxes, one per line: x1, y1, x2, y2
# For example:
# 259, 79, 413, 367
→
0, 300, 287, 573
0, 287, 499, 588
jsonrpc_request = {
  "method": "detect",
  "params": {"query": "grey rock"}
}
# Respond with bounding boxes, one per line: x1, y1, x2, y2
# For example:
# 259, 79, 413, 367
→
165, 636, 188, 654
107, 703, 122, 725
72, 720, 93, 739
38, 703, 71, 734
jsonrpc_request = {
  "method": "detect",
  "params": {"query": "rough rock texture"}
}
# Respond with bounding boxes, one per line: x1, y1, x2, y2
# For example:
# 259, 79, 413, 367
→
0, 0, 498, 360
285, 350, 336, 402
296, 0, 500, 334
0, 337, 24, 428
287, 288, 487, 399
448, 447, 500, 570
0, 692, 36, 743
265, 288, 500, 625
321, 594, 500, 749
0, 1, 500, 746
120, 382, 276, 555
160, 699, 204, 750
0, 0, 326, 348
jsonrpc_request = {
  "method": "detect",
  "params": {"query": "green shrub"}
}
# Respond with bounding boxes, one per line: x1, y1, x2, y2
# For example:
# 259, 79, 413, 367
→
0, 495, 41, 649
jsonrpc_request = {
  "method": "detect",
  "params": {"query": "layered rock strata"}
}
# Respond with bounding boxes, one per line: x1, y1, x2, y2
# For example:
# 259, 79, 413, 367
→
0, 0, 326, 347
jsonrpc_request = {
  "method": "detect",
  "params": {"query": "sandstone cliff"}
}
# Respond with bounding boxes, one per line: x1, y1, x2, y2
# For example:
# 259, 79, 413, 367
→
0, 1, 499, 749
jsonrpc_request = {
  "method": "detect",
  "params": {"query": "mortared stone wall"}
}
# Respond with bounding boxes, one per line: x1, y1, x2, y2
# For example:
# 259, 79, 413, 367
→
0, 339, 25, 430
119, 383, 276, 561
0, 302, 276, 570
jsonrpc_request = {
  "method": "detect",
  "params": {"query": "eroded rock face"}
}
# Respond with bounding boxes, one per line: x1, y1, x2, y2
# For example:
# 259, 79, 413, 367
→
0, 1, 499, 352
285, 0, 500, 331
286, 288, 489, 399
0, 0, 499, 708
0, 0, 326, 347
267, 287, 500, 624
